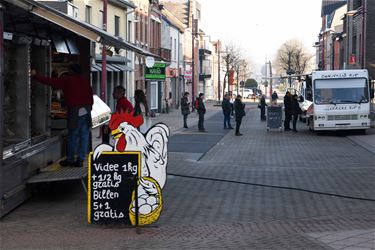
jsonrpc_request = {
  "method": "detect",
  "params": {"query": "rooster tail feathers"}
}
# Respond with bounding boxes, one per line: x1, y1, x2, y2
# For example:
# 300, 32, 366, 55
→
145, 123, 169, 156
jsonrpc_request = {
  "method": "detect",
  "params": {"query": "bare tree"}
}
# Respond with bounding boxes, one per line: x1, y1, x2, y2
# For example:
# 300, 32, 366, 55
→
274, 39, 314, 77
222, 43, 240, 98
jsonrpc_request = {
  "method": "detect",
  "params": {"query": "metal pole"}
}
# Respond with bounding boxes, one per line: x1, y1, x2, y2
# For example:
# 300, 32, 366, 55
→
191, 15, 195, 111
288, 52, 292, 87
101, 0, 108, 102
236, 65, 239, 96
269, 61, 272, 98
0, 4, 4, 213
265, 60, 267, 98
218, 40, 221, 101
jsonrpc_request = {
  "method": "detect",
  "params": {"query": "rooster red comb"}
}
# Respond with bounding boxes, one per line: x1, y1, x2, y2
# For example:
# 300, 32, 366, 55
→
109, 110, 144, 130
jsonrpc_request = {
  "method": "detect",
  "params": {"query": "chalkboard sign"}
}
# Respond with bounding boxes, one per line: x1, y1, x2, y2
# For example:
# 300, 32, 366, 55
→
88, 151, 141, 225
266, 106, 283, 130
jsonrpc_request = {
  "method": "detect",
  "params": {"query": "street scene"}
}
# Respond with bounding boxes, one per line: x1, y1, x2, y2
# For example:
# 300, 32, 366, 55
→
0, 0, 375, 249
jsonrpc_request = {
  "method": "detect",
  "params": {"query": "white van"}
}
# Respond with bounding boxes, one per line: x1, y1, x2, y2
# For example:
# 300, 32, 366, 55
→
306, 69, 371, 131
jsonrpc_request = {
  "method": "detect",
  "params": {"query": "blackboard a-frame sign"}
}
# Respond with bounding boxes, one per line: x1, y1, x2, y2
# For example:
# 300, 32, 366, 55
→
88, 151, 141, 225
267, 106, 283, 130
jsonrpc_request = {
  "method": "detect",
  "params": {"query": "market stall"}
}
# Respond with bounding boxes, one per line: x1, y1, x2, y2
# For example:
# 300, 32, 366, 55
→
0, 0, 156, 217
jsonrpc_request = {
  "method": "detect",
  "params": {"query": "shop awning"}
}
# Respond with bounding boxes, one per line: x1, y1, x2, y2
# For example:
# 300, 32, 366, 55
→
4, 0, 159, 59
111, 64, 133, 72
91, 63, 133, 72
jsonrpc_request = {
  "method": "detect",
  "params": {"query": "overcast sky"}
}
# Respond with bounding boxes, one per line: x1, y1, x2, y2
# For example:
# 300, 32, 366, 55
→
199, 0, 322, 69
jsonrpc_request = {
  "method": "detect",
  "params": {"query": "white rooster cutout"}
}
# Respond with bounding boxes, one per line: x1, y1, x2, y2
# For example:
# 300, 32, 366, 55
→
93, 111, 169, 225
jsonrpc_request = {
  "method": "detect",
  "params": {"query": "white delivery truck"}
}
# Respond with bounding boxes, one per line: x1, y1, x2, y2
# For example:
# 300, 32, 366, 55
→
305, 69, 371, 131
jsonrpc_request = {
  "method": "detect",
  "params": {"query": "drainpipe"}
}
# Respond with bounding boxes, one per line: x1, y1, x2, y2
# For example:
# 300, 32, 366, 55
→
217, 40, 221, 102
361, 0, 366, 68
0, 4, 4, 210
191, 14, 195, 111
101, 0, 108, 102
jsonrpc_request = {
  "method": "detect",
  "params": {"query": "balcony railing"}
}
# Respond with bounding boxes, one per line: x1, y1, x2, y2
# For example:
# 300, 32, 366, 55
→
149, 48, 171, 62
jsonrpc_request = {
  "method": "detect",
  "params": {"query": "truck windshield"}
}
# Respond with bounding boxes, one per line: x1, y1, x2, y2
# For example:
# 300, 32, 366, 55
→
314, 78, 369, 104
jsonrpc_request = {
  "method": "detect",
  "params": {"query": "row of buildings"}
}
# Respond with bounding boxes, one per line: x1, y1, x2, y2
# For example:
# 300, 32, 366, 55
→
317, 0, 375, 80
40, 0, 225, 113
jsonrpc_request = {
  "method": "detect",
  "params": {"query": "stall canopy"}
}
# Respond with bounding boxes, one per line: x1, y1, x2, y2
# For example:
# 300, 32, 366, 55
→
3, 0, 159, 58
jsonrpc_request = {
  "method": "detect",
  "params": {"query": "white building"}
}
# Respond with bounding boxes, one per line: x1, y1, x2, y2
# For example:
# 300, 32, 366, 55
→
161, 8, 185, 109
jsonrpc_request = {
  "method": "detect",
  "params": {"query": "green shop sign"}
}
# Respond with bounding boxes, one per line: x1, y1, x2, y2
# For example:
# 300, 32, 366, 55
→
145, 62, 166, 80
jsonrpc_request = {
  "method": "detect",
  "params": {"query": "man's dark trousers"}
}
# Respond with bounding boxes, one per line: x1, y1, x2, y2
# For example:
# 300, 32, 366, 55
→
284, 112, 292, 129
198, 113, 205, 131
235, 117, 242, 134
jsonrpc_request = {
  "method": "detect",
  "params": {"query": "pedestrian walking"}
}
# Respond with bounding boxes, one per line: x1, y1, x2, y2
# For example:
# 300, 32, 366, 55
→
222, 94, 234, 129
259, 94, 267, 121
31, 64, 93, 167
180, 92, 190, 128
271, 91, 279, 103
291, 94, 302, 132
234, 95, 246, 136
284, 91, 292, 131
134, 89, 152, 134
197, 93, 206, 132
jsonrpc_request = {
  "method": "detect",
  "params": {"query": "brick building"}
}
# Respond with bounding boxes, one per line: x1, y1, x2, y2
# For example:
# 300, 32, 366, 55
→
318, 0, 375, 80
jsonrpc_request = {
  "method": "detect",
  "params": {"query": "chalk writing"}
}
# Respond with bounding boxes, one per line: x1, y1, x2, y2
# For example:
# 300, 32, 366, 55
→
88, 152, 140, 225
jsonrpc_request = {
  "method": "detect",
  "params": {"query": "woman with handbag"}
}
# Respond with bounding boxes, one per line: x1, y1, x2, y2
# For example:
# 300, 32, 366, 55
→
134, 89, 152, 133
291, 94, 302, 132
180, 92, 190, 128
259, 95, 267, 121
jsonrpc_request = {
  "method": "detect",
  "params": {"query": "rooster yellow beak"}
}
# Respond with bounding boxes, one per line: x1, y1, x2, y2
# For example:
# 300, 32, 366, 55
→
111, 128, 122, 139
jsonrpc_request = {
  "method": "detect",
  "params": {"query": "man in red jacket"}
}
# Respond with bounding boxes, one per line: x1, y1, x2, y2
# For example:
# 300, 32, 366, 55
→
31, 64, 93, 167
112, 85, 134, 113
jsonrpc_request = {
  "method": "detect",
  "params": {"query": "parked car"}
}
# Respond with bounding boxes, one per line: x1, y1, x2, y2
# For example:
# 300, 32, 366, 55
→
240, 89, 253, 99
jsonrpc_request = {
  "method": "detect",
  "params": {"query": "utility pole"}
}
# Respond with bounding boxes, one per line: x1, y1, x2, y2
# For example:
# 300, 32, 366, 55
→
101, 0, 108, 102
191, 15, 198, 111
236, 63, 239, 96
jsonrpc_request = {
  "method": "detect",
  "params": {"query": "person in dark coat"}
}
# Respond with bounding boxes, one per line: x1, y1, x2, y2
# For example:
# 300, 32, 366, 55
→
222, 94, 234, 129
271, 91, 279, 102
284, 91, 292, 131
260, 94, 267, 121
197, 93, 206, 132
180, 92, 190, 128
291, 94, 302, 132
234, 95, 246, 136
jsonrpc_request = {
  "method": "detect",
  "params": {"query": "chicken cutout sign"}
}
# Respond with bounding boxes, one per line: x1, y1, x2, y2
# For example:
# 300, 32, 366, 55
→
93, 111, 169, 225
